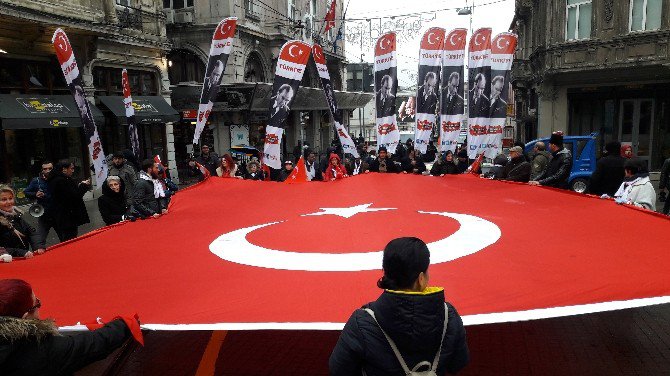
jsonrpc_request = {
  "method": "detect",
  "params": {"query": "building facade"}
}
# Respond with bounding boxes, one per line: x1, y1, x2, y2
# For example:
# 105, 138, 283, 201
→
512, 0, 670, 169
0, 0, 177, 193
165, 0, 370, 174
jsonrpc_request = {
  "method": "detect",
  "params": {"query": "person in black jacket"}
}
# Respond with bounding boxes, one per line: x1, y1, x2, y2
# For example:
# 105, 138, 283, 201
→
329, 237, 469, 375
0, 186, 46, 262
369, 147, 400, 173
401, 150, 427, 175
589, 141, 625, 196
130, 159, 168, 219
47, 159, 91, 242
430, 151, 459, 176
97, 176, 127, 226
0, 279, 134, 375
500, 146, 531, 182
529, 133, 572, 189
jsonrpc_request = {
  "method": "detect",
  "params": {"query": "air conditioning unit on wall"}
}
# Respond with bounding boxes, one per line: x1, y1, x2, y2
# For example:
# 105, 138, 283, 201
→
164, 9, 175, 24
174, 11, 193, 24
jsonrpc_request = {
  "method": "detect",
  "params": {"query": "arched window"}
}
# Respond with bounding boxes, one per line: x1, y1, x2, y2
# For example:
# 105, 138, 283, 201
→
244, 52, 266, 83
167, 49, 205, 84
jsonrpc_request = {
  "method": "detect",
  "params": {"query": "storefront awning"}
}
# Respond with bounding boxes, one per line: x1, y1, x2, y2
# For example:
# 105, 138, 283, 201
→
0, 94, 104, 130
170, 83, 373, 112
98, 96, 180, 124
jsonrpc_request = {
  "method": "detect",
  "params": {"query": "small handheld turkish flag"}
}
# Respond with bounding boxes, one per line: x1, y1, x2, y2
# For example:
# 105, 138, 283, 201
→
467, 153, 485, 175
195, 161, 211, 179
285, 156, 308, 183
323, 0, 336, 33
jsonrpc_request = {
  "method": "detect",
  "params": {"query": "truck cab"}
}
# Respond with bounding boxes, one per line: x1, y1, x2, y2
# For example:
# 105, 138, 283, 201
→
524, 132, 598, 193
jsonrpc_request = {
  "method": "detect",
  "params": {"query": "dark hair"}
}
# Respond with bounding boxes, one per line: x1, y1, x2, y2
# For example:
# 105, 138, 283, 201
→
55, 159, 73, 171
141, 159, 155, 172
377, 237, 430, 290
0, 279, 34, 318
624, 157, 646, 175
41, 160, 53, 167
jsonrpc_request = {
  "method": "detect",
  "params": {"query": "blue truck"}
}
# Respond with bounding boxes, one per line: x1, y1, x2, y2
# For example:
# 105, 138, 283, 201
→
524, 132, 598, 193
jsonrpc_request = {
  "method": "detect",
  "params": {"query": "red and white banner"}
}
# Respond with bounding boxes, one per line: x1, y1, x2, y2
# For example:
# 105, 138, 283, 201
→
313, 44, 358, 158
323, 0, 336, 33
439, 28, 467, 154
122, 69, 141, 159
264, 40, 312, 169
414, 28, 445, 154
467, 28, 492, 159
374, 32, 400, 154
52, 28, 108, 182
5, 174, 670, 330
193, 17, 237, 144
486, 32, 518, 158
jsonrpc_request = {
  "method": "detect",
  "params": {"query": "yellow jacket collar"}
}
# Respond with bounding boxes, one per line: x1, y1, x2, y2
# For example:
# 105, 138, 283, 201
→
386, 286, 444, 295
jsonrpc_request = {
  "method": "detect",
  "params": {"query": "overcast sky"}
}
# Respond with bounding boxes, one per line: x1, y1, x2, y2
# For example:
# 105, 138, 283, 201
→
342, 0, 515, 89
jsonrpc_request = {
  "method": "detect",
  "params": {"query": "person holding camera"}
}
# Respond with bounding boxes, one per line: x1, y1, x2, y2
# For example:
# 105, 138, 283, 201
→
46, 159, 91, 242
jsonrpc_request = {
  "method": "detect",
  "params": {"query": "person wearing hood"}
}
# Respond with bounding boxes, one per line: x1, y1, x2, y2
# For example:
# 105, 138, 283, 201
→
605, 158, 656, 211
320, 146, 338, 174
456, 149, 469, 173
129, 159, 168, 219
529, 141, 552, 181
529, 133, 572, 189
329, 237, 469, 375
589, 141, 625, 196
500, 146, 531, 182
0, 186, 46, 263
323, 153, 348, 181
620, 144, 634, 159
430, 151, 459, 176
401, 149, 427, 175
97, 176, 128, 226
244, 158, 265, 181
47, 159, 91, 242
0, 279, 135, 375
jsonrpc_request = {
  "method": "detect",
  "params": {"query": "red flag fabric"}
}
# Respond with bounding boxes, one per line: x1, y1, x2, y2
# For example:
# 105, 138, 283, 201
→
153, 155, 167, 179
3, 174, 670, 330
323, 0, 336, 33
83, 314, 144, 346
285, 156, 308, 183
468, 153, 484, 174
195, 161, 211, 179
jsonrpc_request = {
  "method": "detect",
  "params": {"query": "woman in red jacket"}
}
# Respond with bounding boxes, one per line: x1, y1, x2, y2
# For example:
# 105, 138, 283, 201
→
323, 153, 348, 181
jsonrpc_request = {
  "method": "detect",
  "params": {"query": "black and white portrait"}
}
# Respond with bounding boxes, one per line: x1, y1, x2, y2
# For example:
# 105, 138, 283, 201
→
442, 71, 465, 116
469, 71, 490, 118
416, 71, 438, 115
201, 58, 225, 104
271, 83, 294, 119
489, 75, 508, 119
376, 74, 396, 118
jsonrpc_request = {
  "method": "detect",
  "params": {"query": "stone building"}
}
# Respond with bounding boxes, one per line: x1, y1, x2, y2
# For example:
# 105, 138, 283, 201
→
512, 0, 670, 168
165, 0, 371, 172
0, 0, 178, 193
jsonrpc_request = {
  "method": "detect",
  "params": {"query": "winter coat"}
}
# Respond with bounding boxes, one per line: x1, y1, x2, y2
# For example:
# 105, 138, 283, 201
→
501, 156, 531, 182
401, 157, 427, 174
216, 164, 239, 178
0, 316, 131, 376
430, 161, 459, 176
47, 172, 90, 229
305, 160, 324, 181
369, 158, 400, 173
196, 152, 221, 176
130, 177, 167, 218
97, 180, 127, 226
658, 158, 670, 191
589, 154, 625, 196
329, 287, 469, 376
280, 168, 293, 182
530, 150, 552, 181
323, 154, 348, 181
0, 209, 44, 257
538, 148, 572, 189
244, 170, 265, 181
108, 163, 137, 206
23, 176, 53, 216
346, 160, 370, 176
614, 175, 657, 211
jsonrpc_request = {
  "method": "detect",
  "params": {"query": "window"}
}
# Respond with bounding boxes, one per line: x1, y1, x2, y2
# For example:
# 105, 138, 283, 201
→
116, 0, 131, 6
163, 0, 193, 9
566, 0, 592, 40
630, 0, 662, 31
245, 0, 261, 16
93, 67, 158, 96
287, 0, 296, 20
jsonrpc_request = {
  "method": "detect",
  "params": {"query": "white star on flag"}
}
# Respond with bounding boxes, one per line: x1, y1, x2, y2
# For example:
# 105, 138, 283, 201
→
302, 203, 396, 219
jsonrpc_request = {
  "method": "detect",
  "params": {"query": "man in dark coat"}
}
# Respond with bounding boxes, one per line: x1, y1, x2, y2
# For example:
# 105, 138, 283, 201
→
489, 75, 508, 118
443, 71, 465, 115
47, 159, 91, 242
369, 147, 399, 173
416, 72, 438, 115
376, 75, 396, 118
659, 156, 670, 214
500, 146, 531, 182
304, 150, 323, 181
529, 141, 552, 180
196, 145, 220, 176
430, 152, 459, 176
130, 159, 168, 219
23, 161, 54, 247
469, 73, 489, 118
589, 141, 625, 196
279, 160, 294, 182
530, 133, 573, 189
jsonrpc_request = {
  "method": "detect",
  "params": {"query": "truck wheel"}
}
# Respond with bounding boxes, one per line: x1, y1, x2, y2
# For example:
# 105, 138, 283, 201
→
571, 178, 589, 193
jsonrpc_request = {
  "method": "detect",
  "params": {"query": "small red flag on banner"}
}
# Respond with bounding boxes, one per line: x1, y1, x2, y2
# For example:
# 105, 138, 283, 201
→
285, 156, 308, 183
195, 161, 211, 179
84, 314, 144, 346
324, 0, 336, 33
467, 154, 485, 175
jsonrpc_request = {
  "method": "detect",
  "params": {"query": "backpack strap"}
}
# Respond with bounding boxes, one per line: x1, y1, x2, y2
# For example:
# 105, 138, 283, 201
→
363, 303, 449, 375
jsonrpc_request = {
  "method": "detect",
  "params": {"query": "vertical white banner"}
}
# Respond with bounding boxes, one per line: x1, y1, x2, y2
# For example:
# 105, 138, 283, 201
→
414, 27, 445, 154
486, 32, 518, 158
374, 32, 400, 154
439, 28, 467, 154
122, 69, 141, 158
467, 28, 492, 159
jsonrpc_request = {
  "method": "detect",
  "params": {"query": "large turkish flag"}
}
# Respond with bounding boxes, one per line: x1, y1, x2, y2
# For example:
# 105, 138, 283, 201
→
2, 174, 670, 330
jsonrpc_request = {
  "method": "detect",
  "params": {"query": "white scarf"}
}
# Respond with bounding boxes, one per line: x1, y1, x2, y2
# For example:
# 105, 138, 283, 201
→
614, 177, 642, 202
140, 172, 165, 198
